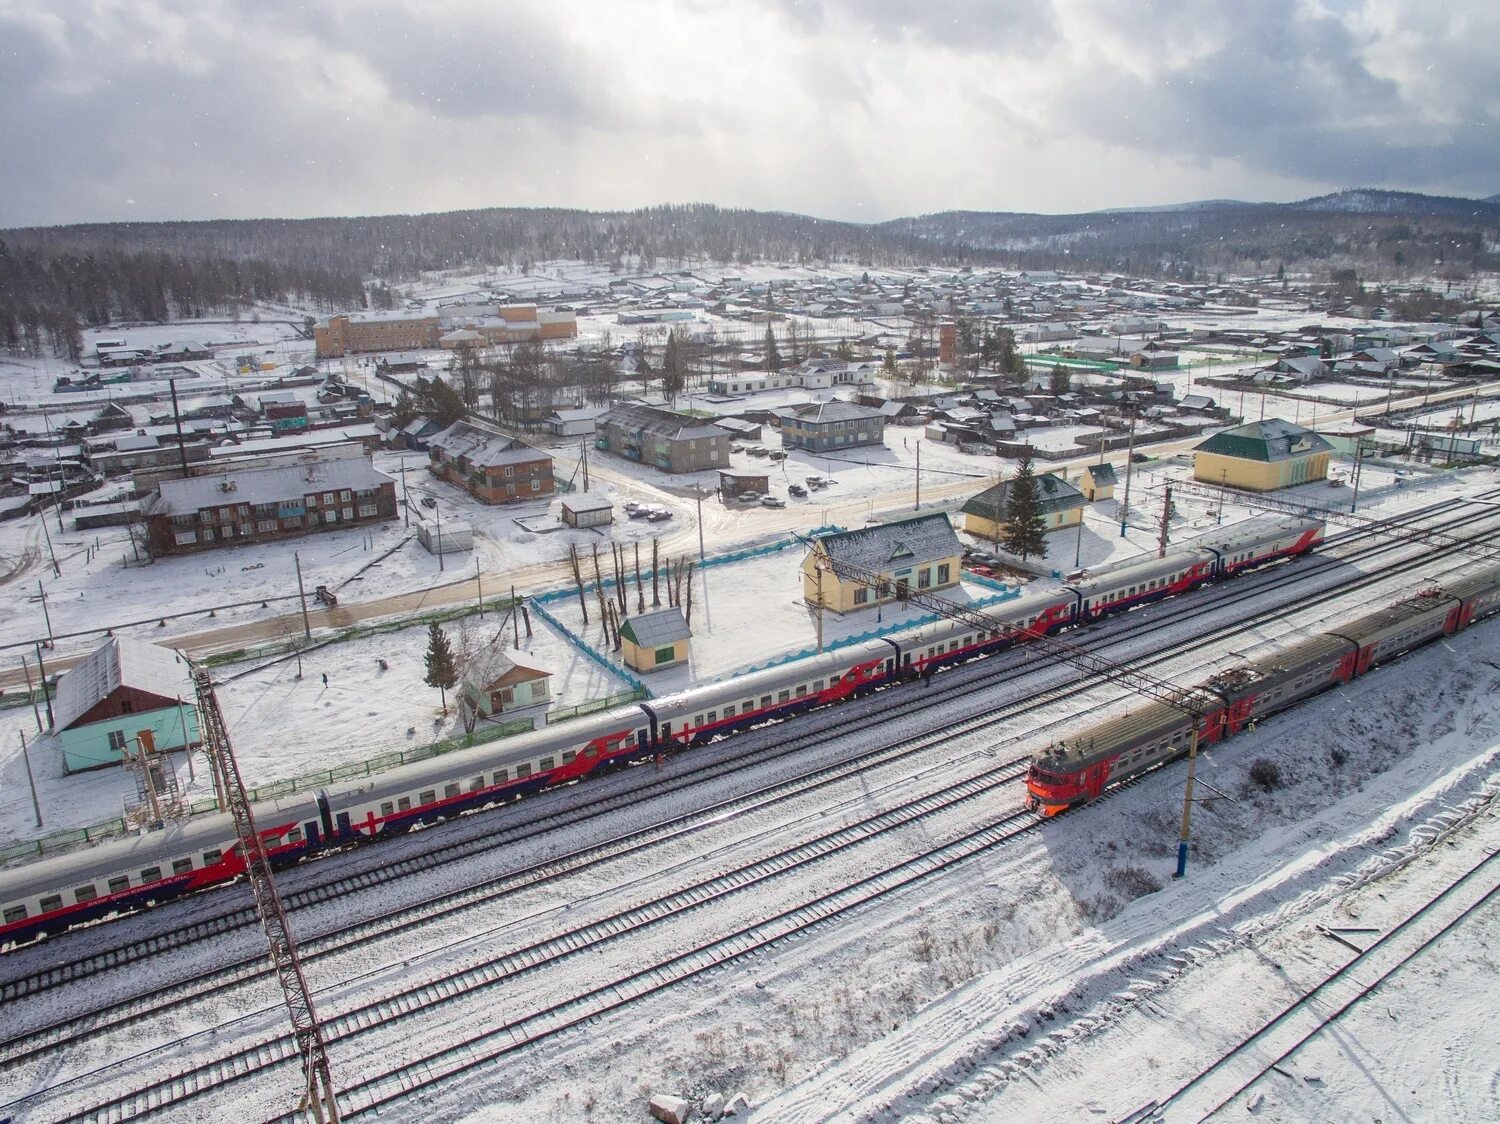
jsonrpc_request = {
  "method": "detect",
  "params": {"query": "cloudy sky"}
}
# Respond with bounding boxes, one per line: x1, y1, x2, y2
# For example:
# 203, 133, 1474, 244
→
3, 0, 1496, 228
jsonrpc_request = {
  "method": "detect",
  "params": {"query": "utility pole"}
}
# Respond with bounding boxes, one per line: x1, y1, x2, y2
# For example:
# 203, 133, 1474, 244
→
1119, 409, 1137, 538
19, 731, 42, 828
475, 559, 484, 618
169, 377, 191, 479
1174, 724, 1203, 879
193, 669, 342, 1123
36, 581, 54, 647
33, 641, 53, 728
293, 552, 311, 640
1073, 498, 1086, 571
435, 501, 444, 573
695, 486, 705, 562
914, 439, 921, 511
40, 511, 60, 577
1157, 483, 1172, 559
1350, 437, 1365, 514
399, 461, 409, 527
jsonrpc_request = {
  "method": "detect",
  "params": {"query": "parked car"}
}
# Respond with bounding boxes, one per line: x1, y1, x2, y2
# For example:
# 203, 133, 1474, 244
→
748, 446, 769, 458
420, 496, 437, 509
647, 509, 673, 522
761, 495, 786, 508
737, 490, 760, 503
623, 501, 642, 514
768, 450, 787, 461
788, 484, 808, 498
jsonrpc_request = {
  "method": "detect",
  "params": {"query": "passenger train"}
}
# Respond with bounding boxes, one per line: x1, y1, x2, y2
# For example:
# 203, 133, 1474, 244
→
1027, 562, 1500, 815
1, 516, 1325, 947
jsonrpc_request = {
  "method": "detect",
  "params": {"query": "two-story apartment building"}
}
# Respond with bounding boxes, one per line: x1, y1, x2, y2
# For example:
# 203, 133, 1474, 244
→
147, 457, 397, 555
426, 419, 555, 504
597, 404, 730, 474
777, 400, 887, 452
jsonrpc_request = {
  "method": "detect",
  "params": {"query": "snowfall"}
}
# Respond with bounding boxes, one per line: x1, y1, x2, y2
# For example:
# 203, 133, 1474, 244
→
0, 269, 1498, 1123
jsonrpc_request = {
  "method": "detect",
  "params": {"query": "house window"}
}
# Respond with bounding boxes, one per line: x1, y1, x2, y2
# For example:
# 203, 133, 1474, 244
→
257, 520, 277, 533
174, 531, 197, 546
323, 493, 335, 504
340, 490, 351, 502
918, 568, 932, 589
240, 523, 252, 536
358, 505, 377, 518
324, 510, 338, 524
342, 507, 353, 520
853, 586, 869, 605
655, 645, 676, 664
108, 730, 128, 753
938, 563, 951, 583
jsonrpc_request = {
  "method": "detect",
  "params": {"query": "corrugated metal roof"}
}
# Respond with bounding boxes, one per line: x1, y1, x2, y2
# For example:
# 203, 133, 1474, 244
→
53, 636, 194, 731
813, 513, 961, 573
428, 420, 550, 470
157, 457, 392, 514
961, 473, 1084, 520
603, 404, 729, 442
1195, 419, 1333, 463
620, 606, 692, 646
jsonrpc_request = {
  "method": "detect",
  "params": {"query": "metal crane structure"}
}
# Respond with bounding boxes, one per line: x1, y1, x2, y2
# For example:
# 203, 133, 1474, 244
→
804, 542, 1219, 876
192, 667, 342, 1123
1165, 478, 1500, 564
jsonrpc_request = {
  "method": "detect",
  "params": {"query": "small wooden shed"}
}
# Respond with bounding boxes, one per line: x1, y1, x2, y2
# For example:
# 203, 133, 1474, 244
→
561, 495, 614, 528
719, 471, 769, 500
619, 606, 692, 673
1079, 462, 1117, 502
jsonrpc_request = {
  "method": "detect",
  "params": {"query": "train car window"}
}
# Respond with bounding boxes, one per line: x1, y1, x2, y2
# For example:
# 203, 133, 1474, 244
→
73, 885, 98, 904
202, 849, 222, 865
693, 715, 704, 728
540, 757, 555, 770
724, 704, 737, 717
795, 685, 807, 698
778, 690, 790, 703
562, 751, 576, 765
107, 876, 130, 895
40, 895, 62, 913
140, 866, 161, 883
760, 695, 772, 708
287, 828, 304, 845
419, 790, 436, 804
397, 797, 412, 812
172, 859, 194, 875
381, 802, 394, 817
811, 682, 823, 694
471, 776, 485, 790
3, 905, 26, 924
444, 784, 460, 799
516, 763, 532, 778
707, 711, 717, 723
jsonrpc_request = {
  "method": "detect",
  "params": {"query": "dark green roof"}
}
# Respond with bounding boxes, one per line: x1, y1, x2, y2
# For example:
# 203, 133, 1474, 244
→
1195, 420, 1333, 462
962, 472, 1084, 520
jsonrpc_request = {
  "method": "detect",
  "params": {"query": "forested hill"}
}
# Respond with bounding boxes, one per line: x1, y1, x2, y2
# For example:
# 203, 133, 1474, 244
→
882, 190, 1500, 277
0, 204, 989, 281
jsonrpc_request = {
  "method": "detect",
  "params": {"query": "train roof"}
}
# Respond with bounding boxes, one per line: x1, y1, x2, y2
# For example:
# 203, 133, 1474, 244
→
1442, 563, 1500, 602
1194, 514, 1324, 554
1033, 699, 1187, 772
1067, 550, 1214, 598
1325, 591, 1454, 646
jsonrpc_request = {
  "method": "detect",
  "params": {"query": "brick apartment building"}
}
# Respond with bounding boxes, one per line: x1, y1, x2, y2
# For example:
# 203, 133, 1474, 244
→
426, 419, 555, 504
147, 457, 397, 555
314, 304, 577, 359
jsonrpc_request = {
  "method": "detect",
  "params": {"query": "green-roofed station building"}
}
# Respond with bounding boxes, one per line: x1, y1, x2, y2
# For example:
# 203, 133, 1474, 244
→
1193, 419, 1334, 492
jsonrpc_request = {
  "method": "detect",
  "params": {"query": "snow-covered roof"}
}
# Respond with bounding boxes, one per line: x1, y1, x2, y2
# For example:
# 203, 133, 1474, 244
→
156, 457, 392, 514
562, 494, 614, 513
812, 513, 962, 575
427, 420, 550, 469
620, 606, 692, 647
53, 636, 194, 732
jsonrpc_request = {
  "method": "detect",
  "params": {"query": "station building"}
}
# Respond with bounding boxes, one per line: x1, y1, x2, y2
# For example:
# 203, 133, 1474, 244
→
801, 513, 963, 612
1193, 419, 1333, 491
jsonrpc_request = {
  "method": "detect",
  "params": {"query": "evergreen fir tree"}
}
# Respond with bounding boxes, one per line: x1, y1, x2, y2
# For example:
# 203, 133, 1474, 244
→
662, 330, 685, 402
423, 621, 459, 713
1001, 449, 1048, 561
764, 325, 782, 372
1048, 364, 1071, 395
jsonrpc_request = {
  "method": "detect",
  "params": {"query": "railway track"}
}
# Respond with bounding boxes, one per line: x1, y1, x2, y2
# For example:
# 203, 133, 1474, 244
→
4, 498, 1499, 1069
1137, 845, 1500, 1123
8, 498, 1500, 1072
28, 759, 1037, 1120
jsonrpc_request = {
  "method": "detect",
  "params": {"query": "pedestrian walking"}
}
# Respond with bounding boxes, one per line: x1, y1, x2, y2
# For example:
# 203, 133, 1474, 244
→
321, 673, 328, 688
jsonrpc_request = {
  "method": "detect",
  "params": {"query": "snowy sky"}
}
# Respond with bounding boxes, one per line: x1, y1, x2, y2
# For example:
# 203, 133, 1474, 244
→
2, 0, 1497, 228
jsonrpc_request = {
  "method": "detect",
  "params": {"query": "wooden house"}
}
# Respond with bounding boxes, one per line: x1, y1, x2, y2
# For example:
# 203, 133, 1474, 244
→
52, 637, 201, 773
619, 607, 692, 672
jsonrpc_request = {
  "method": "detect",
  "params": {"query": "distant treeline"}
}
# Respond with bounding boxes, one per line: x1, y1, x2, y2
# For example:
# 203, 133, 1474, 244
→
0, 240, 364, 360
0, 203, 993, 287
